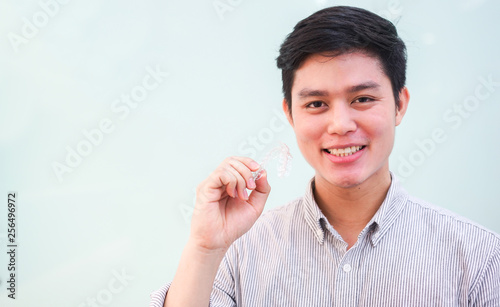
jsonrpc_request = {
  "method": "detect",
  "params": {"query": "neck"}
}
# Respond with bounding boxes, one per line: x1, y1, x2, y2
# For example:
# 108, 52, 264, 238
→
313, 169, 392, 246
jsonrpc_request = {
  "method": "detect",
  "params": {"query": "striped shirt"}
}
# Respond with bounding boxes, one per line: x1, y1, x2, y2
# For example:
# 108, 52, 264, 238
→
150, 174, 500, 306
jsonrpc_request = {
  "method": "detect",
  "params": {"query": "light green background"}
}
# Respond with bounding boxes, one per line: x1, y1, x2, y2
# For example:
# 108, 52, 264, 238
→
1, 0, 499, 306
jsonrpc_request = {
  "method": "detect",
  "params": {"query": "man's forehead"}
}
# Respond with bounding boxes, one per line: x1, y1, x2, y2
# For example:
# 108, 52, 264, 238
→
292, 52, 387, 96
298, 50, 383, 68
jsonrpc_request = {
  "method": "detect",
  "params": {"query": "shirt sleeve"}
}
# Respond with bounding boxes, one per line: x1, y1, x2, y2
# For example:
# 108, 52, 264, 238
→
149, 283, 171, 307
210, 252, 237, 307
469, 239, 500, 306
148, 248, 238, 307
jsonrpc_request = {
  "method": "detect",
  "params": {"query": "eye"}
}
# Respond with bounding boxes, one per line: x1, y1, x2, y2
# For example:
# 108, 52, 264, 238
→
306, 101, 326, 108
353, 97, 374, 103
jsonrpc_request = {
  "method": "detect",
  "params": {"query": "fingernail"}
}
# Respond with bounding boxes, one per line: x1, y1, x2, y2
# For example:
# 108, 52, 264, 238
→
243, 189, 248, 200
248, 178, 256, 189
250, 161, 260, 170
233, 188, 237, 198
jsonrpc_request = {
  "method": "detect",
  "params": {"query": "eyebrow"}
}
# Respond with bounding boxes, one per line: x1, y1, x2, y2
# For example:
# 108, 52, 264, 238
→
298, 89, 329, 98
297, 81, 381, 99
347, 81, 380, 93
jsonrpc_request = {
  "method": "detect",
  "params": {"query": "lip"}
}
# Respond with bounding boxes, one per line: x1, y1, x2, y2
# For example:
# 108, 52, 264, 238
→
323, 145, 366, 164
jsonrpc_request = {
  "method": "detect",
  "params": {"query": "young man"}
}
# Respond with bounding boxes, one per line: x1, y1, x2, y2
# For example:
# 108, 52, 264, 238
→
151, 6, 500, 306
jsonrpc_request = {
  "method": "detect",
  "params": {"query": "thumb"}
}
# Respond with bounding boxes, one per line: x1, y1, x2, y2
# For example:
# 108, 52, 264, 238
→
247, 170, 271, 214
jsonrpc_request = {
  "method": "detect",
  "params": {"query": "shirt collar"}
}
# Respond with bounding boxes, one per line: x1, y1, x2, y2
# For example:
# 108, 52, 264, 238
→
303, 177, 327, 244
302, 172, 409, 245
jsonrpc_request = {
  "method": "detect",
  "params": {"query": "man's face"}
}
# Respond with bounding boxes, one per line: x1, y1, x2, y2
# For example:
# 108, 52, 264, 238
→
284, 52, 409, 189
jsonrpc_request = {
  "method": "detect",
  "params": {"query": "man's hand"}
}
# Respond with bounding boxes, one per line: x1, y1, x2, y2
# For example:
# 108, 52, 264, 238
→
189, 156, 271, 252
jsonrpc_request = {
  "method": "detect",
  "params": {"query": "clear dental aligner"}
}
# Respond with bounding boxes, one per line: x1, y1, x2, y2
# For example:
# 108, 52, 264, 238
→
252, 143, 292, 181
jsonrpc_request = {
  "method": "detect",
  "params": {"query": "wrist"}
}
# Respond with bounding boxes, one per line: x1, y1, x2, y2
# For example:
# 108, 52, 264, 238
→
185, 238, 228, 262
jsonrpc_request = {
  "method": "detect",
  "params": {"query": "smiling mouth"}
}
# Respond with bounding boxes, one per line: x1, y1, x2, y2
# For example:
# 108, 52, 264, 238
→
324, 145, 366, 157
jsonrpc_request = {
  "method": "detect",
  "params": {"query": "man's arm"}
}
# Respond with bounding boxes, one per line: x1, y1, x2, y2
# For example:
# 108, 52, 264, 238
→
164, 241, 228, 307
469, 238, 500, 306
163, 157, 271, 307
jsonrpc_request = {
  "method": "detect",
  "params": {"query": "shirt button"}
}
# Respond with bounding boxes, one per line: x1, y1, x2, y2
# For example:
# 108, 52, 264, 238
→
343, 264, 352, 272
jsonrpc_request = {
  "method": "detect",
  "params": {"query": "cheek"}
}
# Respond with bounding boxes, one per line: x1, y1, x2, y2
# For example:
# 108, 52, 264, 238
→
293, 117, 325, 144
363, 107, 395, 133
365, 115, 396, 149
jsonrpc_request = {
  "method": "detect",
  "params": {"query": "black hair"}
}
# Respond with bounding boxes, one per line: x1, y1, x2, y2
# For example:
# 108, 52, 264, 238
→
276, 6, 407, 113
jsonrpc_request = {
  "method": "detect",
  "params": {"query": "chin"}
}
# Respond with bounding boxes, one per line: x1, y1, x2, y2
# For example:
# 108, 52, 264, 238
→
318, 171, 366, 189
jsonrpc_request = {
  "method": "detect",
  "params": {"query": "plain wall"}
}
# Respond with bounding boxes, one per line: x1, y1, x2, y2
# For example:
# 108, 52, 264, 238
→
1, 0, 499, 305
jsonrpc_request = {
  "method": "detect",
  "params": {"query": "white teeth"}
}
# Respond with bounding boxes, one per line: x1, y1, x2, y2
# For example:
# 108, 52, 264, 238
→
327, 146, 363, 157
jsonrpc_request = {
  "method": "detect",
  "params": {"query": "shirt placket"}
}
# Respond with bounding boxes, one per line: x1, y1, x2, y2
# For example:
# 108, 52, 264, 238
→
323, 226, 367, 307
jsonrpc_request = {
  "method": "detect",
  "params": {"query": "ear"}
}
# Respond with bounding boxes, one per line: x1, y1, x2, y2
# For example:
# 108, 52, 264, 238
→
282, 99, 294, 126
395, 87, 410, 126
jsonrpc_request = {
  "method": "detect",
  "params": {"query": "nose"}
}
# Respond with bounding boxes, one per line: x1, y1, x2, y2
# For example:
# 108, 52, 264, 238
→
326, 102, 357, 135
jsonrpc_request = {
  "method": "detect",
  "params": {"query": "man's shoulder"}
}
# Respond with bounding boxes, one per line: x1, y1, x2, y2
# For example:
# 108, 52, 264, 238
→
404, 194, 500, 242
259, 196, 304, 220
251, 196, 305, 230
235, 196, 307, 243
